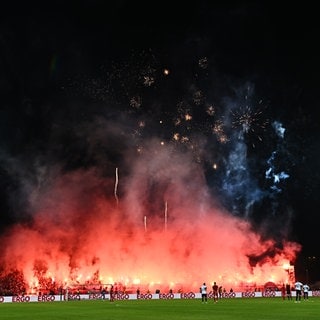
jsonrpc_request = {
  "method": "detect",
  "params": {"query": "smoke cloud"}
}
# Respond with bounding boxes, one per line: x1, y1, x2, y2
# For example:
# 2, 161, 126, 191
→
0, 53, 301, 293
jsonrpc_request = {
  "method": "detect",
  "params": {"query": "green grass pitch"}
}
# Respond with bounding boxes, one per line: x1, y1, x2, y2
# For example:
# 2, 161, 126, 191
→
1, 297, 319, 320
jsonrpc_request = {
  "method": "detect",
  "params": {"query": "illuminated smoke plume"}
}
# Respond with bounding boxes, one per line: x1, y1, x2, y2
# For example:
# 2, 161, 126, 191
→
0, 142, 299, 293
0, 53, 301, 293
221, 131, 265, 217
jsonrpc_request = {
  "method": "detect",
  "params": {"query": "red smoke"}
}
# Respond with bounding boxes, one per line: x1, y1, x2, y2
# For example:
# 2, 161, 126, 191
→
0, 143, 301, 293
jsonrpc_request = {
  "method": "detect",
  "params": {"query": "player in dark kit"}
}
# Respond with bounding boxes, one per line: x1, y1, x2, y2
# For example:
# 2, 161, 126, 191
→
286, 283, 292, 300
212, 282, 219, 302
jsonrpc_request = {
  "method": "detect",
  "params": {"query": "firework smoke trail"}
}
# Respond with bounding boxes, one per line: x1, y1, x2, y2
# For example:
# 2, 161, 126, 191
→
0, 53, 301, 293
209, 85, 294, 245
164, 200, 168, 231
263, 121, 290, 223
265, 150, 290, 194
265, 121, 290, 194
221, 130, 265, 217
218, 85, 268, 218
114, 167, 119, 206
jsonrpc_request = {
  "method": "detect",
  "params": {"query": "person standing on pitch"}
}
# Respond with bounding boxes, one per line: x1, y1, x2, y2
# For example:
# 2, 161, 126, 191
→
200, 282, 208, 303
109, 285, 114, 302
285, 283, 292, 300
294, 281, 303, 302
212, 282, 219, 302
281, 284, 286, 300
302, 283, 310, 300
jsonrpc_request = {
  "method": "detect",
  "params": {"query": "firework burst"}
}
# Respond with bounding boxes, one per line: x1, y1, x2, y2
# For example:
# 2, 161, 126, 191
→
231, 101, 269, 147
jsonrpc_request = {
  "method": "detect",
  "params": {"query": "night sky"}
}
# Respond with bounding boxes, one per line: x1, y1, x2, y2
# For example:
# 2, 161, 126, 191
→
0, 1, 319, 285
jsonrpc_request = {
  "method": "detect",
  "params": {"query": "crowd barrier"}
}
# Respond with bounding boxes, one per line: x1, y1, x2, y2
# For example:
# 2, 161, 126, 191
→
0, 291, 318, 303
